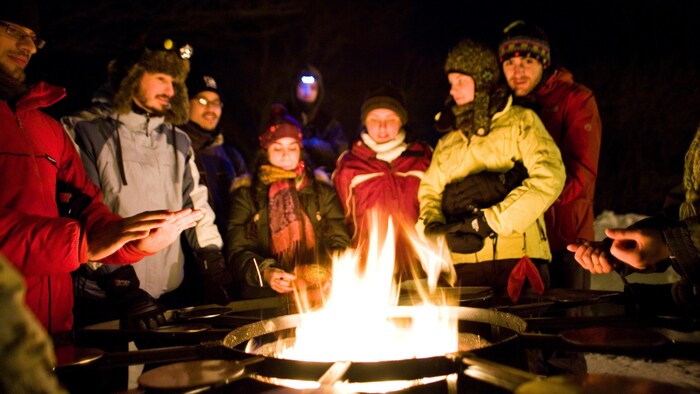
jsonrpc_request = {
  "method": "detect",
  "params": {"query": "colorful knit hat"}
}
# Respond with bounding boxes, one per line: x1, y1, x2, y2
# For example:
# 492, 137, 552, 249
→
259, 104, 303, 148
498, 20, 551, 69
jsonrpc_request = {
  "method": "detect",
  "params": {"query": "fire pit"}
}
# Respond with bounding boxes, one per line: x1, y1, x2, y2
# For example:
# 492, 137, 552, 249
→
220, 306, 526, 392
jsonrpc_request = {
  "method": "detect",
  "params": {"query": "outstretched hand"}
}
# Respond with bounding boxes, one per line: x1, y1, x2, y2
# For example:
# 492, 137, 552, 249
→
566, 227, 670, 274
87, 210, 174, 261
133, 208, 204, 254
604, 227, 669, 271
566, 240, 617, 274
87, 209, 205, 261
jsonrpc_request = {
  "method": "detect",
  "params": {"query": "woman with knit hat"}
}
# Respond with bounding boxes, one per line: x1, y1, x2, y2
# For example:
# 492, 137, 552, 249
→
418, 39, 565, 299
333, 84, 432, 280
226, 105, 350, 301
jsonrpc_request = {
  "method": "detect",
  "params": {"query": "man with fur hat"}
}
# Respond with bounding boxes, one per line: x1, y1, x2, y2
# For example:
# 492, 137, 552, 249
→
499, 20, 602, 290
181, 72, 248, 237
71, 39, 234, 330
418, 39, 565, 297
286, 64, 348, 173
0, 2, 194, 337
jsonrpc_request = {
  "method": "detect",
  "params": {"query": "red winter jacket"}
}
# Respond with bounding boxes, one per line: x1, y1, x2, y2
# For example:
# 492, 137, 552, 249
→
537, 68, 602, 251
333, 138, 432, 242
0, 82, 149, 334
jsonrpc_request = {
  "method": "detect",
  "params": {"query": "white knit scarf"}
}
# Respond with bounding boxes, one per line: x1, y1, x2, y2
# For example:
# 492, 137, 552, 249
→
360, 129, 407, 163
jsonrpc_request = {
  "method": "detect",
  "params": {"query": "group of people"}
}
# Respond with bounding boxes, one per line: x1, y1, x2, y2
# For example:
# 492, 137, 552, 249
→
2, 2, 699, 391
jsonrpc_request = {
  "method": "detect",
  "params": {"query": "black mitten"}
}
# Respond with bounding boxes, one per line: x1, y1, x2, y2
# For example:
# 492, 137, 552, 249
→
424, 221, 463, 237
445, 212, 494, 254
195, 249, 234, 306
442, 161, 528, 217
426, 212, 494, 254
445, 231, 485, 254
96, 265, 167, 330
503, 160, 528, 190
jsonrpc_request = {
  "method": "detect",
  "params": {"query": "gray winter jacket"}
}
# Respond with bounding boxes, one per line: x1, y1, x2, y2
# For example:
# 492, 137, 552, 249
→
72, 111, 223, 298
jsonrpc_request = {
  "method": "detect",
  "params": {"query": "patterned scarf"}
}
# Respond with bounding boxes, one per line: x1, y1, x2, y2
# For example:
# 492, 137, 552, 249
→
260, 162, 316, 271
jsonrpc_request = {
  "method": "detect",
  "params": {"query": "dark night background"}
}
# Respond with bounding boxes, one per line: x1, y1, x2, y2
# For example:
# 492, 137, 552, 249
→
27, 0, 700, 217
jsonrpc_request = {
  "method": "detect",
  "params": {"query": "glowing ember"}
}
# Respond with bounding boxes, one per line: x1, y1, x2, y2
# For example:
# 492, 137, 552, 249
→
278, 214, 457, 362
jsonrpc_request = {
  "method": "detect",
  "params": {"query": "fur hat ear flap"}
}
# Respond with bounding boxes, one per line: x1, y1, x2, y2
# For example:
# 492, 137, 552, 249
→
472, 92, 490, 136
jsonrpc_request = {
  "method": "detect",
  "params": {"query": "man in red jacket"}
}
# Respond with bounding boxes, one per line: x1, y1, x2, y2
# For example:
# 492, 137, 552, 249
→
498, 20, 602, 290
0, 3, 202, 335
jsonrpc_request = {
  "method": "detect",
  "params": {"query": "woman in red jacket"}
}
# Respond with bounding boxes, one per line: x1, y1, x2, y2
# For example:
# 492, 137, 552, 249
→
333, 85, 432, 280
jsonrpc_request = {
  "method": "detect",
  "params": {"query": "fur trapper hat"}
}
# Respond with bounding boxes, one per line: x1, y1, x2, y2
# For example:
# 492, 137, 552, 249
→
113, 39, 191, 124
443, 39, 504, 136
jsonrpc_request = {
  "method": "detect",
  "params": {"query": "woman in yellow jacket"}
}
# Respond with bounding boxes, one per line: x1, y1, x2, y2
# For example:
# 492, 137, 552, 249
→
418, 39, 565, 293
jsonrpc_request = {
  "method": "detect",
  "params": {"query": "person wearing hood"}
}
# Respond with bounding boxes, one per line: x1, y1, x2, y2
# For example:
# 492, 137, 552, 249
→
0, 2, 192, 336
226, 105, 350, 302
333, 84, 432, 281
287, 65, 348, 173
499, 21, 602, 290
418, 39, 565, 296
71, 38, 234, 330
181, 72, 248, 236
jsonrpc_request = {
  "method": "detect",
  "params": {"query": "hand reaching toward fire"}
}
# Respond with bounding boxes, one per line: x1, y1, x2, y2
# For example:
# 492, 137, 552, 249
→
263, 267, 296, 293
567, 227, 671, 274
132, 208, 204, 254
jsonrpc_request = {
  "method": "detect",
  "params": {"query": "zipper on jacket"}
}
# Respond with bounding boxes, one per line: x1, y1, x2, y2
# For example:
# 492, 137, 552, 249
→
536, 218, 547, 242
43, 153, 58, 169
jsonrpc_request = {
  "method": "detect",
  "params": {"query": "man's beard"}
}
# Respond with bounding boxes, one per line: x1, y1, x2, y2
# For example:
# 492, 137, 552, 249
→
0, 63, 27, 101
134, 90, 170, 117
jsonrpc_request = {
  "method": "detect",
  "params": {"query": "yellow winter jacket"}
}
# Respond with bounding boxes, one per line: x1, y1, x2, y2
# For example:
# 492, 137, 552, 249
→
418, 98, 565, 264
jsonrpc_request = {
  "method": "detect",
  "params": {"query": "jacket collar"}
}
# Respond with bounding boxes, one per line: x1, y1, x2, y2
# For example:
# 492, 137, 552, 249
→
14, 82, 65, 113
115, 110, 166, 134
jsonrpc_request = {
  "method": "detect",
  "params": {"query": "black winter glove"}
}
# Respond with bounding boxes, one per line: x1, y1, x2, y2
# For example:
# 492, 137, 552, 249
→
425, 211, 494, 254
442, 161, 528, 217
195, 249, 234, 306
96, 265, 167, 330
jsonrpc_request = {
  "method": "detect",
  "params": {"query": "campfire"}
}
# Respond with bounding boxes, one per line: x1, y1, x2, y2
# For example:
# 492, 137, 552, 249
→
220, 214, 525, 392
274, 214, 460, 362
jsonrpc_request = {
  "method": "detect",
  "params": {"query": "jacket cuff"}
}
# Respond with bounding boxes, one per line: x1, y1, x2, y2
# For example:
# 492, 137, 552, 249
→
663, 221, 700, 284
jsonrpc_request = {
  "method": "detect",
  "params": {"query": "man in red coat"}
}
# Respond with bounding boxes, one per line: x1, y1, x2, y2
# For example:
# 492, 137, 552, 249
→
498, 21, 603, 289
0, 2, 202, 335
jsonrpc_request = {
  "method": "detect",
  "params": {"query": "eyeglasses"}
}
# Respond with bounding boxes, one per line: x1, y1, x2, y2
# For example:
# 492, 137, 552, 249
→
196, 97, 223, 108
0, 21, 45, 49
